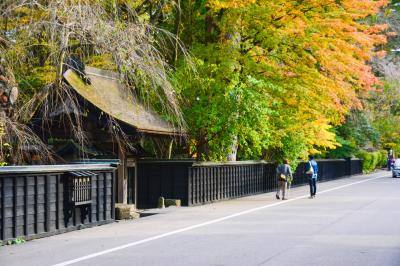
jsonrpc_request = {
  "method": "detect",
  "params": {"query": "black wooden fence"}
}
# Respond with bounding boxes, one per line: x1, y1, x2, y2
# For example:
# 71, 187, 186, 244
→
350, 158, 363, 176
136, 160, 194, 209
188, 162, 269, 206
0, 164, 116, 241
137, 158, 362, 208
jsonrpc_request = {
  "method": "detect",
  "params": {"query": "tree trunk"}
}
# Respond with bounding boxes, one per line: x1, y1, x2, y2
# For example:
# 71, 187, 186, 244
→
227, 135, 238, 161
172, 0, 181, 65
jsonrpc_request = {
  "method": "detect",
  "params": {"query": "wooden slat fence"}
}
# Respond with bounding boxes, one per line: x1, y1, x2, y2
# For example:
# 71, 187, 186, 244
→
0, 164, 116, 241
188, 163, 275, 205
136, 160, 194, 209
350, 158, 363, 176
137, 159, 363, 208
188, 159, 362, 206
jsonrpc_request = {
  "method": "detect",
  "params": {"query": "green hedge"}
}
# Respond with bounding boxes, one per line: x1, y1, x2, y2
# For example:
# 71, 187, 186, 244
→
356, 150, 388, 173
378, 150, 388, 168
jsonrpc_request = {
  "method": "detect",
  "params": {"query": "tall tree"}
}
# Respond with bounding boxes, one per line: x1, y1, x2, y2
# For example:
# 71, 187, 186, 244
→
174, 0, 388, 162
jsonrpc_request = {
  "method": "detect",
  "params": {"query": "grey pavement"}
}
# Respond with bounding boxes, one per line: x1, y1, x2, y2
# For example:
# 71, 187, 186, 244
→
1, 170, 399, 266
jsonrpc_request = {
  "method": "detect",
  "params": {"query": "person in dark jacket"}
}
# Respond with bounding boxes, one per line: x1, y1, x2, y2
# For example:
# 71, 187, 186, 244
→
305, 155, 318, 198
388, 150, 394, 171
276, 159, 292, 200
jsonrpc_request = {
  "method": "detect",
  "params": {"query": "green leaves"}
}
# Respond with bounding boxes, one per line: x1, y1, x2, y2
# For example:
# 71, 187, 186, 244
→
0, 237, 25, 246
173, 42, 273, 160
172, 0, 388, 162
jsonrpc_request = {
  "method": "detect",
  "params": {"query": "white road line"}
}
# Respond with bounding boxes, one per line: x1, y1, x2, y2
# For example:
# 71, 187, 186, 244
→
52, 174, 387, 266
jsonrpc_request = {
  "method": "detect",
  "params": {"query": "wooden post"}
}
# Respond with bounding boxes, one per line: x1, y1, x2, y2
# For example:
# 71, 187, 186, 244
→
24, 176, 28, 236
111, 170, 115, 219
96, 175, 100, 222
117, 146, 127, 204
56, 174, 61, 229
34, 176, 38, 234
103, 173, 107, 221
13, 177, 17, 238
45, 175, 51, 232
134, 161, 138, 209
187, 168, 192, 206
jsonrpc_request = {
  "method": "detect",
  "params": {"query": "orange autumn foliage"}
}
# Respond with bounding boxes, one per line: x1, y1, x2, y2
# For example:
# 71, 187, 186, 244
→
204, 0, 388, 156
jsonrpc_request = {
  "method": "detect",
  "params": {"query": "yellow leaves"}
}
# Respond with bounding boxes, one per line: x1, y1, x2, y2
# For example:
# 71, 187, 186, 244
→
29, 66, 57, 86
283, 18, 307, 37
85, 54, 117, 71
341, 0, 388, 19
305, 118, 338, 152
6, 7, 49, 28
283, 71, 298, 78
284, 96, 298, 107
207, 0, 256, 11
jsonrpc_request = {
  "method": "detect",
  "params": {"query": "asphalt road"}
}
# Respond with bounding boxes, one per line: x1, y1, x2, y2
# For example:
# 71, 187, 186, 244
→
1, 170, 399, 266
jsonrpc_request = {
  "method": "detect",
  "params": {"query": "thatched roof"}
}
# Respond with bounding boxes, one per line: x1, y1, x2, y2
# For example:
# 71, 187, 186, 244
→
63, 67, 178, 135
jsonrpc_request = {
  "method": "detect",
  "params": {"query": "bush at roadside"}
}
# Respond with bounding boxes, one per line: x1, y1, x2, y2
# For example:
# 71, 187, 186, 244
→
378, 150, 388, 168
356, 150, 388, 173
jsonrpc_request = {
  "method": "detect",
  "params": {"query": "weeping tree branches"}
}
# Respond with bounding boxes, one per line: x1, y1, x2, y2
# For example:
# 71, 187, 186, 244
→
0, 112, 54, 164
48, 1, 185, 125
0, 0, 188, 164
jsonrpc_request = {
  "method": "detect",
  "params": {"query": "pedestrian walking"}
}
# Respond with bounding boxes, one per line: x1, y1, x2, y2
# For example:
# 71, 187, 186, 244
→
388, 149, 395, 171
276, 159, 292, 200
305, 155, 318, 198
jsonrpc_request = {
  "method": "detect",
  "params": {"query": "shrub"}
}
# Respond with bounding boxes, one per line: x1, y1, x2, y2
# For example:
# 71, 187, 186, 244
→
371, 152, 379, 170
357, 151, 369, 172
356, 150, 385, 173
378, 150, 388, 168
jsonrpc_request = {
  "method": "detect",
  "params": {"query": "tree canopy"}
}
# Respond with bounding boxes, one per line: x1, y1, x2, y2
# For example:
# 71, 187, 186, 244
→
173, 0, 390, 162
0, 0, 397, 164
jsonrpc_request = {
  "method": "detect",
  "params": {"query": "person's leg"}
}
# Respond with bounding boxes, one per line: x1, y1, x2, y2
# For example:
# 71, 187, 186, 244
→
308, 178, 313, 197
276, 181, 281, 199
310, 178, 316, 197
282, 182, 287, 199
313, 179, 317, 196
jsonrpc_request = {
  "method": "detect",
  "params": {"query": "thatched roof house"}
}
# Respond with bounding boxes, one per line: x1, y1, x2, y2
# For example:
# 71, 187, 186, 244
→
63, 67, 178, 135
36, 66, 182, 206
